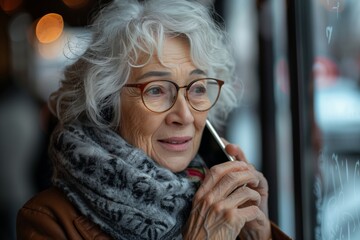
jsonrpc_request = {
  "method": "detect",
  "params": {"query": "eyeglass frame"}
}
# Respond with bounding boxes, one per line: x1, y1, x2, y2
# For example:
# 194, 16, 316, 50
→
122, 78, 224, 113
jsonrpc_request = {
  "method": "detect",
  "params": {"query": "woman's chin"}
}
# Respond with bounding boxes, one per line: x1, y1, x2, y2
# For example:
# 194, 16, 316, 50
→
154, 155, 193, 173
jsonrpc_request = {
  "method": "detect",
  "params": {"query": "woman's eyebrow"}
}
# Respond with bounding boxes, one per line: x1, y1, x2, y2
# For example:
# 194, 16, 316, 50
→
137, 71, 171, 81
137, 69, 206, 81
190, 69, 206, 76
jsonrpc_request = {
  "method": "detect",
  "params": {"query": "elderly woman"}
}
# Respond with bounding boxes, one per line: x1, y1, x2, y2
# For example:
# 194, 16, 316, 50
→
17, 0, 291, 239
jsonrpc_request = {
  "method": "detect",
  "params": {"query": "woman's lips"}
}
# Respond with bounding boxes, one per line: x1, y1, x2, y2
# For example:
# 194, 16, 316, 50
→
158, 137, 192, 151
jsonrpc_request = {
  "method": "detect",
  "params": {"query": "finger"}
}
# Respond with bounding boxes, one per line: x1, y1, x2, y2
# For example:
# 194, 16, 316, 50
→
230, 186, 262, 208
221, 139, 248, 163
194, 161, 248, 202
241, 167, 269, 218
205, 205, 267, 236
204, 170, 260, 204
211, 186, 262, 213
242, 165, 268, 196
192, 169, 261, 225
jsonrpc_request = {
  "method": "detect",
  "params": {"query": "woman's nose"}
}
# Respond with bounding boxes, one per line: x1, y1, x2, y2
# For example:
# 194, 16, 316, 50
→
166, 93, 195, 125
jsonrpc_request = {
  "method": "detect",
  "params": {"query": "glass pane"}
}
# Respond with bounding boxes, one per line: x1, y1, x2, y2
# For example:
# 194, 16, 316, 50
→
223, 0, 262, 169
311, 0, 360, 239
272, 0, 295, 237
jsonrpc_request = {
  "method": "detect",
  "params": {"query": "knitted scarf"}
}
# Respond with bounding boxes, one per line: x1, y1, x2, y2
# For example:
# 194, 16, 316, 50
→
49, 121, 206, 240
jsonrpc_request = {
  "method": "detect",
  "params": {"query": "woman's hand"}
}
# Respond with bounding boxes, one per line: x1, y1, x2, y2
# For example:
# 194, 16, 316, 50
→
183, 142, 271, 240
225, 142, 271, 239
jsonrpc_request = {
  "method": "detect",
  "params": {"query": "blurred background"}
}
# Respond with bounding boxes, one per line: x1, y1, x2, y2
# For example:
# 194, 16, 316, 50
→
1, 0, 360, 239
0, 0, 111, 238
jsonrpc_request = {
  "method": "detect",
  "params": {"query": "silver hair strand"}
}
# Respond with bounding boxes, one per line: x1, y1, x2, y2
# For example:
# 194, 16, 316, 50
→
49, 0, 242, 130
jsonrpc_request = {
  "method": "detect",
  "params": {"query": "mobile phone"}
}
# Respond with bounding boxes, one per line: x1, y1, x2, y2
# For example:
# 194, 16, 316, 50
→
198, 119, 234, 168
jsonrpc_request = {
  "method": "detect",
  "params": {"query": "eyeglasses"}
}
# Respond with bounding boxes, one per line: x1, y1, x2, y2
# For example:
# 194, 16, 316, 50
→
123, 78, 224, 113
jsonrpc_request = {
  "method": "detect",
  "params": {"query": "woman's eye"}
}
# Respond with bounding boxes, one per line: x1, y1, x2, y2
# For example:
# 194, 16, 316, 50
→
191, 85, 207, 95
145, 86, 164, 96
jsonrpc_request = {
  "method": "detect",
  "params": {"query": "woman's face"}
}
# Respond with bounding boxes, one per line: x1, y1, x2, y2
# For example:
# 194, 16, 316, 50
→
119, 37, 208, 172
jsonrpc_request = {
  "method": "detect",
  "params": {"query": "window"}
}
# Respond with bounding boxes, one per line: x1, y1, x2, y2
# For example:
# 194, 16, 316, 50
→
222, 0, 360, 239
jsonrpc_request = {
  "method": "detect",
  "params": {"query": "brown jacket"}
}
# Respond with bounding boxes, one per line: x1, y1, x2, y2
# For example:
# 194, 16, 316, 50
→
17, 187, 292, 240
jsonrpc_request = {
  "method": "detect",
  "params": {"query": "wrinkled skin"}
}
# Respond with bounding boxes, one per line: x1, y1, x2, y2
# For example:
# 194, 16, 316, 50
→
119, 37, 207, 173
119, 36, 271, 239
183, 141, 271, 240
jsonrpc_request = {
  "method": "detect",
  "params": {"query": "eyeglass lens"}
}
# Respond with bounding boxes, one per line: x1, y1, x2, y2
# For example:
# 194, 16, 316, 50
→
142, 79, 220, 112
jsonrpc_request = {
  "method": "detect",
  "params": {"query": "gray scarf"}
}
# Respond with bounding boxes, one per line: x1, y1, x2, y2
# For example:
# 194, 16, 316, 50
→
49, 121, 205, 240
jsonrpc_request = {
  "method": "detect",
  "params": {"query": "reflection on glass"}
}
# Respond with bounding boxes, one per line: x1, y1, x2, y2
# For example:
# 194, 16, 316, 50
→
312, 0, 360, 239
315, 153, 360, 240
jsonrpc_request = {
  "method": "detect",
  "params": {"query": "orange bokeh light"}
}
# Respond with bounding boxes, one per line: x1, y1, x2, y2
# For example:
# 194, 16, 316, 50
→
0, 0, 22, 13
62, 0, 89, 9
35, 13, 64, 44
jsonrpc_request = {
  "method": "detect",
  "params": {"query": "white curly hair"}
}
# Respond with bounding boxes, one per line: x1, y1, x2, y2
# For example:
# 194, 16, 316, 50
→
49, 0, 241, 130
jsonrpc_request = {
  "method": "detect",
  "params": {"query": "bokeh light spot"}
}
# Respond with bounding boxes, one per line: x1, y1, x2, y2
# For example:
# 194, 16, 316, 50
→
62, 0, 89, 9
36, 13, 64, 44
0, 0, 22, 13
